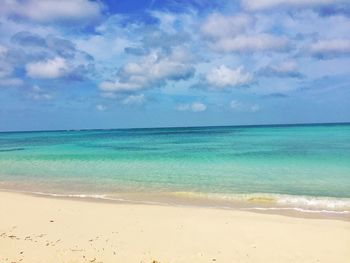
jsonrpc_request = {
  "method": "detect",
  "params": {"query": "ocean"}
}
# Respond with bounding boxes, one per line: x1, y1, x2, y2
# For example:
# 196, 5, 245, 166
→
1, 123, 350, 216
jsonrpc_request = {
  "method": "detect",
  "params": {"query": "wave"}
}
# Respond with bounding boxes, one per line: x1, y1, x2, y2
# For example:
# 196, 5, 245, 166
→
1, 188, 350, 216
24, 190, 168, 205
171, 192, 350, 215
243, 207, 350, 215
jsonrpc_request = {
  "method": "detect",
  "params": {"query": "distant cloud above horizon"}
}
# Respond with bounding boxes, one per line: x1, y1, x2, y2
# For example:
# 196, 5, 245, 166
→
0, 0, 349, 131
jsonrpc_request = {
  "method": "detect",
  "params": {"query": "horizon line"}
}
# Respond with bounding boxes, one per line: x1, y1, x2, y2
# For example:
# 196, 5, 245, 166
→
1, 121, 349, 134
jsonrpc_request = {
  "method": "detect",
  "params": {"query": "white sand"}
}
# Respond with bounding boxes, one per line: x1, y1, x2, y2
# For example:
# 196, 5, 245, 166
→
0, 191, 349, 263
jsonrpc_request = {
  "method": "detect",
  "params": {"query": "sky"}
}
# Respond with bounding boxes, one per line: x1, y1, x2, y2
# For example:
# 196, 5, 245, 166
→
0, 0, 350, 131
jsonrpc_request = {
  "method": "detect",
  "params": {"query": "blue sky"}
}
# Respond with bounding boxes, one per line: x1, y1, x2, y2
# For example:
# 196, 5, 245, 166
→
0, 0, 350, 131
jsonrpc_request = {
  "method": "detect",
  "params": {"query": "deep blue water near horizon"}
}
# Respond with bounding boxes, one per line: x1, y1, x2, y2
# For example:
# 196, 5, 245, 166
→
1, 123, 350, 214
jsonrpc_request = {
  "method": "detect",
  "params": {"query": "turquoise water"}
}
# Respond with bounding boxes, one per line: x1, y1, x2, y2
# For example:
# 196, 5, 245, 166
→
1, 124, 350, 214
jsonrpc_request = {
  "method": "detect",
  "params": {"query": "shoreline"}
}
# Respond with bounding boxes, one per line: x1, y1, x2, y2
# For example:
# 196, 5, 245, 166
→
1, 187, 350, 222
1, 190, 350, 262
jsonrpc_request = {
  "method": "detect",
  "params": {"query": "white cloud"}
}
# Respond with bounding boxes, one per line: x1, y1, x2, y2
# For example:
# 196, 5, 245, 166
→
75, 35, 133, 61
200, 12, 289, 54
0, 45, 7, 56
122, 50, 194, 82
100, 92, 119, 99
0, 78, 24, 87
0, 61, 13, 79
30, 93, 53, 100
176, 102, 207, 112
230, 100, 242, 110
230, 100, 261, 112
96, 104, 106, 111
279, 10, 350, 39
250, 104, 261, 112
308, 39, 350, 58
0, 44, 23, 87
274, 61, 298, 73
99, 49, 195, 93
122, 94, 146, 105
28, 85, 53, 100
206, 65, 253, 88
201, 13, 252, 39
191, 102, 207, 112
150, 11, 177, 34
0, 45, 12, 78
0, 0, 104, 23
99, 81, 143, 93
210, 34, 289, 53
242, 0, 338, 11
259, 60, 303, 78
26, 57, 69, 79
0, 31, 95, 82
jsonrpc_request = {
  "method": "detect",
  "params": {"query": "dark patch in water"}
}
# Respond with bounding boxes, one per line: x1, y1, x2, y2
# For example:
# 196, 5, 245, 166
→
0, 148, 25, 152
78, 143, 160, 151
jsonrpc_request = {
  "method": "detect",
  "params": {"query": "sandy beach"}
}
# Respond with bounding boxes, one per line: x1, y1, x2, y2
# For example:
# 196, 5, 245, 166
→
0, 191, 349, 263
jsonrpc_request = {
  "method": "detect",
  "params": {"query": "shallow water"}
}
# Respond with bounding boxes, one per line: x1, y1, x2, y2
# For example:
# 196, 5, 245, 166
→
1, 123, 350, 215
